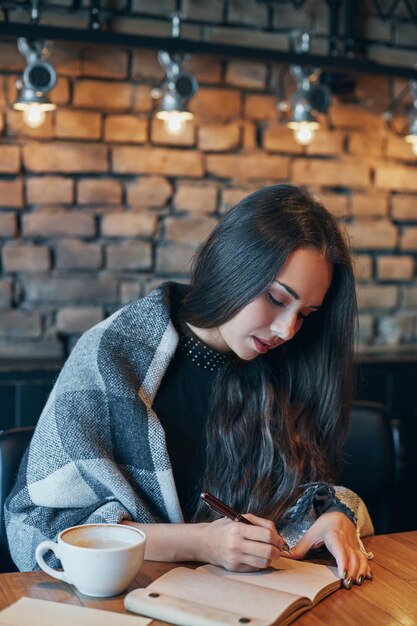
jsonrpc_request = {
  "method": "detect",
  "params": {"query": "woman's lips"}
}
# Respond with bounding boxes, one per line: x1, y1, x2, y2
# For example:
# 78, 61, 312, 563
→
253, 336, 274, 353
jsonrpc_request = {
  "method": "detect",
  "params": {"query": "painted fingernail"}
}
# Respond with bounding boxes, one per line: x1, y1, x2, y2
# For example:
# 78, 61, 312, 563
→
357, 575, 364, 585
344, 577, 353, 590
283, 543, 291, 554
343, 570, 348, 579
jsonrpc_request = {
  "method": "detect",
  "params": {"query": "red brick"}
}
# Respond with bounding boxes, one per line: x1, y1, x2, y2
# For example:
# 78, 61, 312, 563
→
0, 43, 24, 71
0, 279, 12, 310
377, 256, 414, 280
112, 147, 204, 177
127, 176, 172, 208
23, 211, 96, 237
400, 227, 417, 251
0, 146, 20, 174
23, 276, 118, 304
198, 123, 241, 152
57, 307, 104, 334
77, 179, 122, 205
56, 239, 102, 270
392, 195, 417, 221
375, 164, 417, 192
27, 176, 74, 205
49, 42, 82, 76
331, 101, 384, 131
81, 46, 128, 79
0, 180, 24, 208
189, 88, 241, 121
245, 94, 279, 121
106, 242, 152, 270
353, 255, 373, 281
220, 186, 258, 212
23, 142, 108, 173
104, 115, 148, 143
55, 110, 102, 140
151, 118, 196, 147
156, 243, 195, 274
102, 212, 157, 237
73, 80, 133, 110
132, 85, 153, 113
225, 60, 267, 89
306, 130, 345, 156
386, 134, 417, 160
241, 121, 257, 151
207, 153, 289, 181
348, 132, 384, 157
0, 310, 42, 338
263, 124, 303, 154
351, 194, 388, 218
355, 75, 390, 110
6, 110, 54, 139
312, 191, 349, 219
131, 50, 165, 80
346, 220, 398, 250
0, 213, 17, 237
356, 285, 398, 310
174, 183, 219, 214
2, 244, 50, 272
164, 216, 217, 247
50, 77, 71, 105
187, 55, 222, 84
292, 159, 370, 188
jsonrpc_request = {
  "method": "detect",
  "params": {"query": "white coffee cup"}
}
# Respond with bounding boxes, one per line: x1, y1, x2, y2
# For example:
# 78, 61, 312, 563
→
35, 523, 146, 597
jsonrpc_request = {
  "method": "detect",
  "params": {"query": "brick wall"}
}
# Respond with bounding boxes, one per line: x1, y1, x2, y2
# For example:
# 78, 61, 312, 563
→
0, 4, 417, 359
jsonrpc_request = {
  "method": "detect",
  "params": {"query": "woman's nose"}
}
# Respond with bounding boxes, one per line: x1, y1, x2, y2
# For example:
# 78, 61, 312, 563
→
271, 312, 298, 342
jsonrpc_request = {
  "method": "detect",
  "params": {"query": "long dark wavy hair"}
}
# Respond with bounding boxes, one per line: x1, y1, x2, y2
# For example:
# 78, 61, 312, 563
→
181, 184, 357, 523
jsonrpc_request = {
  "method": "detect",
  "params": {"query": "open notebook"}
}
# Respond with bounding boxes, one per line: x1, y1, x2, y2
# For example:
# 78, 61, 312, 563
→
124, 557, 341, 626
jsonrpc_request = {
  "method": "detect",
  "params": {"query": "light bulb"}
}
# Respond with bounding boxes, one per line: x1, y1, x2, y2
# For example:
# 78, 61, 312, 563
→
293, 122, 316, 145
164, 113, 186, 135
22, 104, 46, 128
156, 110, 193, 136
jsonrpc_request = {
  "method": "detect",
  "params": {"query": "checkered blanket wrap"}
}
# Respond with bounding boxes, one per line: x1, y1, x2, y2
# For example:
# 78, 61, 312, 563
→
4, 282, 373, 571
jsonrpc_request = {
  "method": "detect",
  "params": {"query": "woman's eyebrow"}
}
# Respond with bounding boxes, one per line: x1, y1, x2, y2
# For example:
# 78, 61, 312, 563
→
274, 281, 321, 310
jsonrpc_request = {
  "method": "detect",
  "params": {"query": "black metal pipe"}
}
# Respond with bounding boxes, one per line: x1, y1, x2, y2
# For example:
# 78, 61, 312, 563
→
1, 22, 417, 80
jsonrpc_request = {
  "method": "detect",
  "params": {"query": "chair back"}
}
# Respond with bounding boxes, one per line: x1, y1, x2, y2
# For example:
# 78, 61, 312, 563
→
0, 426, 35, 572
340, 401, 401, 534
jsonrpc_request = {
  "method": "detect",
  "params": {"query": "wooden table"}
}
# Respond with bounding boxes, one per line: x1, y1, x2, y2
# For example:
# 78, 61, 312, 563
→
1, 532, 417, 625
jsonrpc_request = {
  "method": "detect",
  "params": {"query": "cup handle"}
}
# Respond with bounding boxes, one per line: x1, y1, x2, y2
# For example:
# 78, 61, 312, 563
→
35, 540, 70, 584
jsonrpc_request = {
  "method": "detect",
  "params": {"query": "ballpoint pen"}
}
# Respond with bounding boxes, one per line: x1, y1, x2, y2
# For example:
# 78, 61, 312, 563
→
200, 491, 291, 554
200, 491, 254, 525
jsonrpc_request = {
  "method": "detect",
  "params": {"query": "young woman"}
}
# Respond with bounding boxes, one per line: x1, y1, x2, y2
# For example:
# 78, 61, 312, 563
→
6, 184, 373, 588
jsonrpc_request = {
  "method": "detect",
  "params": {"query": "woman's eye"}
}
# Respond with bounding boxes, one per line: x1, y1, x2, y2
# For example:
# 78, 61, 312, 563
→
267, 293, 284, 307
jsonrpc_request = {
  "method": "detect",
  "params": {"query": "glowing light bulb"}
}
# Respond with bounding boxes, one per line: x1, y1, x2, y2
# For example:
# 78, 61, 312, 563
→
22, 104, 46, 128
293, 122, 316, 145
156, 110, 193, 136
164, 113, 186, 135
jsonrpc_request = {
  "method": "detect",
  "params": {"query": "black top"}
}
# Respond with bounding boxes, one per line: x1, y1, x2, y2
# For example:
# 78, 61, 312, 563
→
153, 293, 228, 521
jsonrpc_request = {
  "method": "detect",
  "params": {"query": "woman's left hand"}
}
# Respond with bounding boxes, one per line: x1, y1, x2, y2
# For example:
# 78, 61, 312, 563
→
288, 511, 373, 588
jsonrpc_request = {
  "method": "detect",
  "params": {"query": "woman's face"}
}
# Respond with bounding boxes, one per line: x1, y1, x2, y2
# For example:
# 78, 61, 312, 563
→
213, 248, 333, 360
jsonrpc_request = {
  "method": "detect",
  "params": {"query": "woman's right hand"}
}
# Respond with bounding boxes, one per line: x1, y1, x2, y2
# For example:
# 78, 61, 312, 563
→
200, 514, 287, 572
